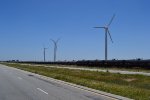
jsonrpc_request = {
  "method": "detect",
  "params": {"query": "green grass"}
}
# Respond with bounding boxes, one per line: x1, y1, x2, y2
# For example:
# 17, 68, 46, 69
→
1, 63, 150, 100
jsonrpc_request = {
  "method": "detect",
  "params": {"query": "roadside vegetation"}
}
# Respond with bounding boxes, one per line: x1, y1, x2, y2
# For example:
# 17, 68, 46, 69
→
1, 63, 150, 100
30, 63, 150, 73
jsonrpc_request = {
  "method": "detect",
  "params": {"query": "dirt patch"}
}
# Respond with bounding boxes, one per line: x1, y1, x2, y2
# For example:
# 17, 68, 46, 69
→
124, 78, 137, 82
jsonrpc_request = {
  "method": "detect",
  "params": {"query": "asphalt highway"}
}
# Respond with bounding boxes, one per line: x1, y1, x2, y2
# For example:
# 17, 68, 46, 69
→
0, 64, 115, 100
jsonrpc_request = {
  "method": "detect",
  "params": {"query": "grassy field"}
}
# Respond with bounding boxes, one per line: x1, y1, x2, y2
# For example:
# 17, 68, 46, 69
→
33, 63, 150, 73
1, 63, 150, 100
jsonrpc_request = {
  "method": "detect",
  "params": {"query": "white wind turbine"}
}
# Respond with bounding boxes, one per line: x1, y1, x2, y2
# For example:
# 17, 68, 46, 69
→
94, 14, 115, 61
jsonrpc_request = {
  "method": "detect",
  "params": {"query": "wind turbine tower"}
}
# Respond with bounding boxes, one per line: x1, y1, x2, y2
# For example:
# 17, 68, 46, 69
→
50, 38, 60, 62
94, 14, 115, 61
43, 47, 48, 62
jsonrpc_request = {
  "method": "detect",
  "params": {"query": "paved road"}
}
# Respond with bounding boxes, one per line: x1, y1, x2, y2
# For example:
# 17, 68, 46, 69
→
0, 64, 117, 100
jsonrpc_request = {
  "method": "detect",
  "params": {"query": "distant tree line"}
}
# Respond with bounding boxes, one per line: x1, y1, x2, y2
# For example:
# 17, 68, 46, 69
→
5, 59, 150, 69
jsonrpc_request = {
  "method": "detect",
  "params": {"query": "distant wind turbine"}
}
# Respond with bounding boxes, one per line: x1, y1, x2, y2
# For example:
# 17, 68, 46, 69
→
50, 38, 61, 62
43, 47, 48, 62
94, 14, 115, 61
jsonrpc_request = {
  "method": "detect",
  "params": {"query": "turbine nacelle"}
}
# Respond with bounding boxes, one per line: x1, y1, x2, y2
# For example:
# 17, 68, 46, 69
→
94, 26, 113, 43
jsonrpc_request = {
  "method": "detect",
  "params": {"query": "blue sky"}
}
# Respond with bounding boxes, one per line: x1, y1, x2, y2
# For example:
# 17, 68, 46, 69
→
0, 0, 150, 61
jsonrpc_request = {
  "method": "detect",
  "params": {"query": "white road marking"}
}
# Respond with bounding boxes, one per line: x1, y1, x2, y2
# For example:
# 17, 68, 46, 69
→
37, 88, 48, 95
37, 76, 120, 100
17, 77, 22, 80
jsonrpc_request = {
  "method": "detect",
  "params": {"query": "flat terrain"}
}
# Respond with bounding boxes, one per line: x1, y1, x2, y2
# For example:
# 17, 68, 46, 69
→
0, 64, 118, 100
1, 63, 150, 100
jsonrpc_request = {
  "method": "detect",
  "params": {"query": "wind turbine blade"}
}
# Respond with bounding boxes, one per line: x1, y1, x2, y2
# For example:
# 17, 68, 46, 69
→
56, 38, 61, 43
107, 30, 113, 43
107, 14, 115, 27
50, 39, 55, 43
93, 27, 105, 28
